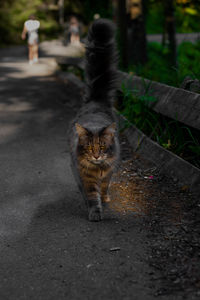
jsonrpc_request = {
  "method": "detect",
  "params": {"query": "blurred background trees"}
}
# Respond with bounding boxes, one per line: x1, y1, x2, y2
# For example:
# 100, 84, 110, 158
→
0, 0, 199, 87
0, 0, 60, 45
0, 0, 114, 45
1, 0, 199, 45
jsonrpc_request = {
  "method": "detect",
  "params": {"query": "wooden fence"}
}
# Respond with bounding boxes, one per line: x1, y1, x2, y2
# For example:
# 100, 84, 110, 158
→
118, 72, 200, 193
57, 59, 200, 193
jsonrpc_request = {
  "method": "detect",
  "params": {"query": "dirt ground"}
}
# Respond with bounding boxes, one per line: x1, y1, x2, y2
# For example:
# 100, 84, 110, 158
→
0, 42, 199, 300
111, 135, 200, 299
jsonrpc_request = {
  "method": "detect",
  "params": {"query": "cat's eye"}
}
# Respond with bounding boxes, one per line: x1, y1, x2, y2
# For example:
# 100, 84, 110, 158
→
100, 146, 105, 150
88, 145, 92, 150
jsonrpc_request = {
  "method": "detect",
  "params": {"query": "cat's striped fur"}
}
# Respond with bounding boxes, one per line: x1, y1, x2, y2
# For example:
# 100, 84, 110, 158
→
69, 19, 120, 221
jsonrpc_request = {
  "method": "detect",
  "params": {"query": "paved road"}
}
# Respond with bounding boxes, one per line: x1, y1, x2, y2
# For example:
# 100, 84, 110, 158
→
0, 44, 153, 300
0, 43, 199, 300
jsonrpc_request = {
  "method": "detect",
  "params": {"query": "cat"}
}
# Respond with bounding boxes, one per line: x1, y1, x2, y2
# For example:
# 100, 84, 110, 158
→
69, 19, 120, 221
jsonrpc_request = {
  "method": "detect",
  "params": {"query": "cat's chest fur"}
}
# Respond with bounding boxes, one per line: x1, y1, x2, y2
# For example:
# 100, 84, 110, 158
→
78, 159, 112, 179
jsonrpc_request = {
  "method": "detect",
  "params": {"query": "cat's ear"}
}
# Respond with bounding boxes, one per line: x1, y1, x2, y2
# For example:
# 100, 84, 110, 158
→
75, 123, 89, 137
102, 123, 116, 137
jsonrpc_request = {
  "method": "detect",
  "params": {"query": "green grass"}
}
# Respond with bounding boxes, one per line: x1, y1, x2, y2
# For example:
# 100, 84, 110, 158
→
119, 84, 200, 169
129, 41, 200, 88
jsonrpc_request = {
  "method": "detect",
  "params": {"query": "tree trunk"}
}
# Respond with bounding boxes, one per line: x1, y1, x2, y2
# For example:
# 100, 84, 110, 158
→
117, 0, 128, 69
58, 0, 64, 27
163, 0, 177, 66
128, 0, 147, 65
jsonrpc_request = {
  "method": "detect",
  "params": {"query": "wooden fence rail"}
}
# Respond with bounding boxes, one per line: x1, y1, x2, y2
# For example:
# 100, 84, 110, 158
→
119, 72, 200, 131
57, 59, 200, 192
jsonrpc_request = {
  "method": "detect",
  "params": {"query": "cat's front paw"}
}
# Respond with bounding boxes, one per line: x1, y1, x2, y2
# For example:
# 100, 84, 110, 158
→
88, 207, 103, 222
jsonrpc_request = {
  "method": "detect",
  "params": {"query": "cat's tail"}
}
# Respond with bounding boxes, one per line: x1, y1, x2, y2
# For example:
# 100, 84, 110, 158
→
84, 18, 118, 104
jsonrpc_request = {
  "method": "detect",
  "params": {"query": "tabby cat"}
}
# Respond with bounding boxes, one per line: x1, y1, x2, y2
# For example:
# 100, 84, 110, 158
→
69, 19, 120, 221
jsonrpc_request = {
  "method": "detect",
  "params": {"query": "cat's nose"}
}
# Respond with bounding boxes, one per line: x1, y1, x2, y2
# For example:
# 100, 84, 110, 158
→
93, 154, 100, 159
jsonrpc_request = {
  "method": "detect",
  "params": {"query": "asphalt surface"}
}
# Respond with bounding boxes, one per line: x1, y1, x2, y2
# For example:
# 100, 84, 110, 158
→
0, 42, 199, 300
0, 44, 151, 300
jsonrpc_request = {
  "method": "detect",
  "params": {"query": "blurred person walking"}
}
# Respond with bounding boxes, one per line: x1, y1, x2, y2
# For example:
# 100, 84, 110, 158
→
69, 16, 80, 44
21, 15, 40, 65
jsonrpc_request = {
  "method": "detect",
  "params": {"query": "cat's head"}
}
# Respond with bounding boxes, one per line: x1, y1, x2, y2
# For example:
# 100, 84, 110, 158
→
75, 122, 116, 164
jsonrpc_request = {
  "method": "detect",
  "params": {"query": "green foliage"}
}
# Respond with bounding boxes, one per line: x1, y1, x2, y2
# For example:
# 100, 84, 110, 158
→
146, 1, 200, 34
131, 42, 175, 86
0, 0, 60, 46
0, 0, 113, 46
175, 5, 200, 33
63, 0, 113, 22
130, 41, 200, 87
0, 8, 13, 44
121, 81, 157, 134
120, 83, 200, 168
177, 41, 200, 82
146, 2, 164, 34
82, 0, 113, 22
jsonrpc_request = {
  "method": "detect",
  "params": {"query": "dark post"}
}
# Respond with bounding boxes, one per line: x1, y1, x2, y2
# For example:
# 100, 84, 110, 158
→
128, 0, 148, 65
58, 0, 64, 27
163, 0, 177, 66
117, 0, 128, 69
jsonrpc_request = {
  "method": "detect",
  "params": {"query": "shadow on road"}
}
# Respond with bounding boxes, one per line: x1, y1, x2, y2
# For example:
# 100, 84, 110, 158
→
0, 41, 199, 300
